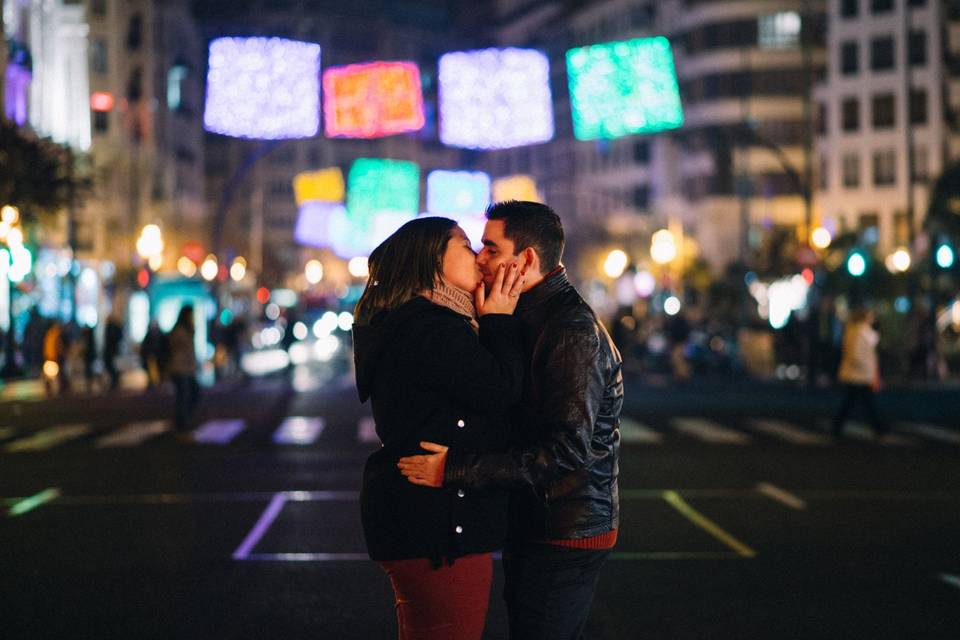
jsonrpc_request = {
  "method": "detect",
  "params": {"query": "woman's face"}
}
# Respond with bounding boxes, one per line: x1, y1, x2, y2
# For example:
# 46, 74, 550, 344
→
442, 226, 482, 292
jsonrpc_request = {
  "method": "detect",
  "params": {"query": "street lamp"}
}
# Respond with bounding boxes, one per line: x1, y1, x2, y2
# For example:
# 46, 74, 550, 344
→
230, 256, 247, 282
305, 259, 323, 285
136, 224, 164, 263
201, 254, 219, 281
650, 229, 677, 265
885, 248, 911, 274
603, 250, 628, 279
810, 227, 832, 250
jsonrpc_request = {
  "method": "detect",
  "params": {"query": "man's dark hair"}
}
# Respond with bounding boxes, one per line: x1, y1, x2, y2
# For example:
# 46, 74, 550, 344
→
485, 200, 564, 271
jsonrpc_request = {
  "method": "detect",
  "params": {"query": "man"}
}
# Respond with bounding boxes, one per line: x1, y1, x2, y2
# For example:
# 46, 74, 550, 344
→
398, 200, 623, 639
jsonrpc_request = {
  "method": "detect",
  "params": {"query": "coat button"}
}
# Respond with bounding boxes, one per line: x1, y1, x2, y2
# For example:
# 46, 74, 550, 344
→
457, 489, 465, 498
454, 525, 463, 534
456, 419, 465, 428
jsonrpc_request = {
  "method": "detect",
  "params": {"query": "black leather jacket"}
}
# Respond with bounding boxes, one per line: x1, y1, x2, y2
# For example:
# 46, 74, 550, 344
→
444, 268, 623, 541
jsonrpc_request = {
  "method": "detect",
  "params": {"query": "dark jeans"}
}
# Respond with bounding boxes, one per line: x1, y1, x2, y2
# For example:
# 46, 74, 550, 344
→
172, 374, 200, 432
503, 542, 611, 640
832, 383, 885, 435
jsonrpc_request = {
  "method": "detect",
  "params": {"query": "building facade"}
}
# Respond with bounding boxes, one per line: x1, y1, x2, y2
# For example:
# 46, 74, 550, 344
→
815, 0, 960, 255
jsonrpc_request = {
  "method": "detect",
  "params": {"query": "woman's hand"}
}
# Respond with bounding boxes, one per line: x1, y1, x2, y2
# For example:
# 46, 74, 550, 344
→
475, 263, 525, 316
397, 442, 449, 488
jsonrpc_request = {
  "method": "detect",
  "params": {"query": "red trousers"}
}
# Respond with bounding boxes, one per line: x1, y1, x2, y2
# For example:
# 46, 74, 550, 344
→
379, 552, 493, 640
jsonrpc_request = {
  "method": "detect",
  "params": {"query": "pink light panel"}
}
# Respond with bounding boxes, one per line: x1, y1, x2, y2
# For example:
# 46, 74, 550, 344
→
323, 61, 425, 138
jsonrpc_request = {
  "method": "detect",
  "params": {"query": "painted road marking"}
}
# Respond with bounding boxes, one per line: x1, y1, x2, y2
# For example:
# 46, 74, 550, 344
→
232, 492, 288, 560
6, 424, 91, 452
756, 482, 807, 510
672, 418, 752, 445
0, 427, 17, 441
844, 423, 917, 447
95, 421, 170, 448
898, 423, 960, 446
747, 419, 830, 446
193, 419, 246, 444
357, 417, 378, 444
273, 417, 325, 445
620, 418, 663, 444
939, 574, 960, 590
8, 487, 61, 517
662, 490, 756, 557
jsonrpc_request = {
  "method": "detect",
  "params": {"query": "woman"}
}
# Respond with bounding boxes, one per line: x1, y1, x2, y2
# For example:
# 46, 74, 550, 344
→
832, 307, 886, 437
168, 305, 200, 438
353, 217, 525, 640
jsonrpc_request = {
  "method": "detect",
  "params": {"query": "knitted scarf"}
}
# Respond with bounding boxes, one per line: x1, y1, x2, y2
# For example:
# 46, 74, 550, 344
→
423, 281, 479, 333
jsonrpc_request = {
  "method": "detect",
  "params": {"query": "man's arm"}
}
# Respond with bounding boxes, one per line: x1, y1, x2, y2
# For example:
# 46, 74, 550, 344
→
399, 323, 606, 493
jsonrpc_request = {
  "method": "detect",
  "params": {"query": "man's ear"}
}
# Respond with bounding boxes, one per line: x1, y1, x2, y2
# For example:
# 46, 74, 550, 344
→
521, 247, 541, 275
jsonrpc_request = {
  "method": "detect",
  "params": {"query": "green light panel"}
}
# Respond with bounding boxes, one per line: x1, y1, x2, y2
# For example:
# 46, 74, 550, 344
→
346, 159, 421, 229
566, 36, 684, 141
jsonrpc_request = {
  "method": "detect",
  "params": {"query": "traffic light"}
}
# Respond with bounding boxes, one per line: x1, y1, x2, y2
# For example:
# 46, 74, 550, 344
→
846, 251, 867, 277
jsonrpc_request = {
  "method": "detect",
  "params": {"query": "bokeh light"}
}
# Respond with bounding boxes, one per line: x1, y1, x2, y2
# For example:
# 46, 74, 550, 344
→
323, 61, 425, 138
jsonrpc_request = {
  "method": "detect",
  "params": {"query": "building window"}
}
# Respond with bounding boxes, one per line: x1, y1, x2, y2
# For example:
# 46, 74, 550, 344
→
841, 0, 859, 18
911, 145, 929, 182
127, 14, 143, 51
758, 12, 801, 49
910, 89, 928, 124
269, 180, 291, 197
93, 111, 109, 134
90, 38, 108, 75
633, 140, 650, 164
817, 102, 828, 135
871, 0, 894, 13
859, 213, 880, 244
841, 41, 859, 74
819, 155, 828, 191
632, 186, 650, 209
843, 153, 860, 188
873, 149, 897, 186
909, 30, 927, 66
307, 147, 322, 166
127, 67, 143, 102
871, 93, 896, 129
167, 65, 188, 111
870, 36, 895, 71
841, 97, 860, 132
91, 0, 107, 16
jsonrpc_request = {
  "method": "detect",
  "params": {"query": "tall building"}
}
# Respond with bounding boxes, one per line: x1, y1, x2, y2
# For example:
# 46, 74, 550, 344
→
814, 0, 960, 255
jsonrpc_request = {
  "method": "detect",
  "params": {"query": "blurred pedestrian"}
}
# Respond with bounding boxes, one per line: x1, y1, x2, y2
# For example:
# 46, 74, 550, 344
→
42, 320, 69, 395
832, 307, 886, 437
168, 305, 200, 439
81, 325, 98, 393
140, 320, 166, 388
666, 309, 691, 381
103, 313, 124, 391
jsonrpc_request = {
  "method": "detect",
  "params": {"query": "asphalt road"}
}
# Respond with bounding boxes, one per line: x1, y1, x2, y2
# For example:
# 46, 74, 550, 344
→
1, 368, 958, 639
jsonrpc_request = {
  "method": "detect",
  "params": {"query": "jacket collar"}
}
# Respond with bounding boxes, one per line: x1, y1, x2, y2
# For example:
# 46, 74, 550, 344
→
517, 266, 570, 321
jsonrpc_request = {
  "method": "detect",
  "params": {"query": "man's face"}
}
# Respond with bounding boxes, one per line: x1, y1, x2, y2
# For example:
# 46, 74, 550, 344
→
477, 220, 523, 289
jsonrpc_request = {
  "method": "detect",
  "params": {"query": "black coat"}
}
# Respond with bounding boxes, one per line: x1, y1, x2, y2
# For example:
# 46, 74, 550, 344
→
353, 296, 524, 563
444, 269, 623, 542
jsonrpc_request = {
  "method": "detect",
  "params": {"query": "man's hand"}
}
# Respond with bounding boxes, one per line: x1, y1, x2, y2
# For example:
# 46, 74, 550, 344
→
475, 263, 525, 316
397, 442, 449, 488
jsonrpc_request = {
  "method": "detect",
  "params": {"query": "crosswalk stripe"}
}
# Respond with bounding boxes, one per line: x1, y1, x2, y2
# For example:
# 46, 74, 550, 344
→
620, 418, 663, 444
746, 419, 829, 445
95, 421, 170, 448
357, 417, 379, 444
193, 419, 246, 444
844, 423, 918, 447
898, 422, 960, 446
672, 418, 752, 445
6, 424, 92, 452
273, 417, 325, 445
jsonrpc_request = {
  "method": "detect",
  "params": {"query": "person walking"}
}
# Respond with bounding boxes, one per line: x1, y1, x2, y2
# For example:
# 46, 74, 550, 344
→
352, 217, 526, 640
168, 306, 200, 439
399, 201, 623, 640
140, 320, 166, 388
832, 307, 886, 437
103, 314, 124, 391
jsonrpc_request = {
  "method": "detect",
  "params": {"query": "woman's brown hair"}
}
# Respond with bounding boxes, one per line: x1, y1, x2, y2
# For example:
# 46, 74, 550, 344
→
354, 216, 457, 325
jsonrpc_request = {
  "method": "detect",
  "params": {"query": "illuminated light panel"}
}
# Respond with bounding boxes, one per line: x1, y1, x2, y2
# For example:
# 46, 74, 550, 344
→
293, 168, 345, 205
204, 37, 321, 140
346, 158, 420, 229
438, 48, 554, 149
566, 36, 683, 141
294, 202, 345, 248
323, 61, 425, 138
427, 171, 491, 216
492, 175, 541, 203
